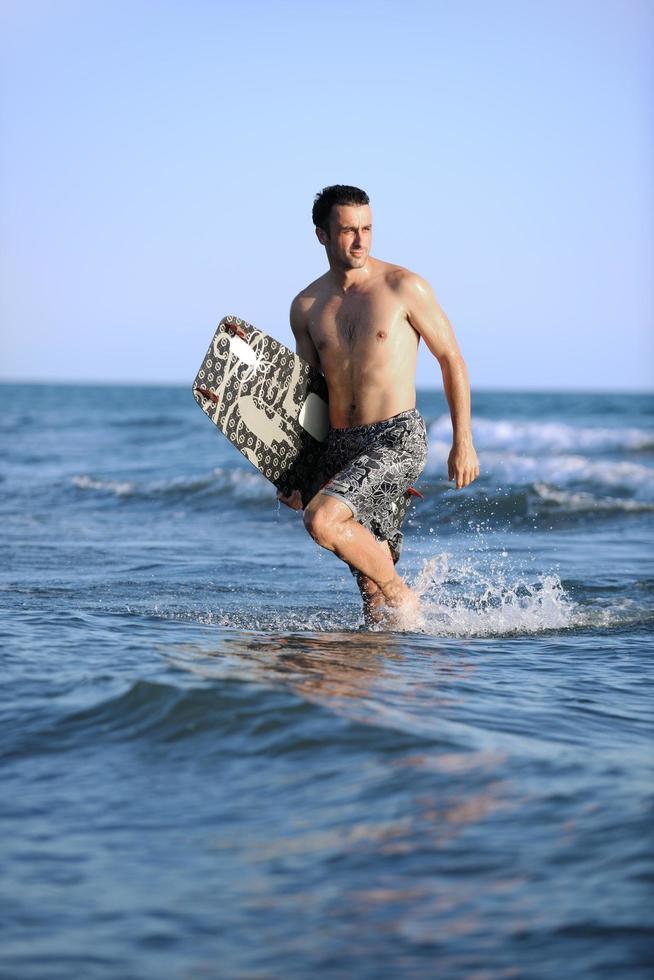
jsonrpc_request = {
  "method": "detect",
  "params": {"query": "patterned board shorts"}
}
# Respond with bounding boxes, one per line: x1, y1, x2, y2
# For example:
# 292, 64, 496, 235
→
319, 408, 428, 566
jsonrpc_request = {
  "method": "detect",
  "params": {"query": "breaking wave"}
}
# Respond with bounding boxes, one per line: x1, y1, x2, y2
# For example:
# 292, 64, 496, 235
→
71, 467, 271, 504
428, 414, 654, 454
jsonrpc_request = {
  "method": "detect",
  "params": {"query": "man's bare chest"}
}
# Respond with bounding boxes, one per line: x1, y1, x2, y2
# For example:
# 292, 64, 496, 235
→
309, 291, 405, 353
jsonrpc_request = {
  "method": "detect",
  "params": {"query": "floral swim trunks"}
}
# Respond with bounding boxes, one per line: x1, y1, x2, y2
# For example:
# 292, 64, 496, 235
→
319, 408, 428, 565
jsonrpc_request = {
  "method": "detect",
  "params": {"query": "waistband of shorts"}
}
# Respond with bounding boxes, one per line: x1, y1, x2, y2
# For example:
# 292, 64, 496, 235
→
329, 408, 422, 435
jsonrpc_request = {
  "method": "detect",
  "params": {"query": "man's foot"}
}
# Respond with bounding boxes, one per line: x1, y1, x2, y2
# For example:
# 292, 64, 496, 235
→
378, 576, 424, 630
382, 597, 424, 631
362, 596, 385, 628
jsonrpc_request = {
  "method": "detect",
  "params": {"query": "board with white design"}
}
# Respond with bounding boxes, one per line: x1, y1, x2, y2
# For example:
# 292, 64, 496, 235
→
192, 315, 331, 504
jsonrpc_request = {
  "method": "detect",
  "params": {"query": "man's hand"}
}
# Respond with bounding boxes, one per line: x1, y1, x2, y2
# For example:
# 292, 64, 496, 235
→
448, 442, 480, 489
277, 488, 303, 510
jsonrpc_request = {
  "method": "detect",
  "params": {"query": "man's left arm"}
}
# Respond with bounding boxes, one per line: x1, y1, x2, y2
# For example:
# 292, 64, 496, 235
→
401, 273, 479, 490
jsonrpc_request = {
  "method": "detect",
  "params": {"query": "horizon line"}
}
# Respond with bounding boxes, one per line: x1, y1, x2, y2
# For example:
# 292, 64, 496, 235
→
0, 378, 652, 396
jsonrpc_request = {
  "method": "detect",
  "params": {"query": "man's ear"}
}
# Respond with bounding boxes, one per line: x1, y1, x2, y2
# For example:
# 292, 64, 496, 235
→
315, 226, 329, 246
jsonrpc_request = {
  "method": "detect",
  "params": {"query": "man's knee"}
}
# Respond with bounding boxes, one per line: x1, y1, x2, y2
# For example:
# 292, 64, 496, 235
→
303, 502, 335, 548
304, 495, 355, 549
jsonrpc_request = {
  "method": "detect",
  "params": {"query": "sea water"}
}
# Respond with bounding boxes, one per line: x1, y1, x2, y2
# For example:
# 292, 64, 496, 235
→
1, 383, 653, 978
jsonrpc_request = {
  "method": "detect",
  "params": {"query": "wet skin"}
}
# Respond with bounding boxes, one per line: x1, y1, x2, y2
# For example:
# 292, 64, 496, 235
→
279, 204, 479, 623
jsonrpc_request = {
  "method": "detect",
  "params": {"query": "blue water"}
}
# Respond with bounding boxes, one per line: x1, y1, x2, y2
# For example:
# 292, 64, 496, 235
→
2, 383, 653, 979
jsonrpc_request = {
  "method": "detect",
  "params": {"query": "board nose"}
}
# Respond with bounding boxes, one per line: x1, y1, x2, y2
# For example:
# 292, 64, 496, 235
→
194, 386, 219, 404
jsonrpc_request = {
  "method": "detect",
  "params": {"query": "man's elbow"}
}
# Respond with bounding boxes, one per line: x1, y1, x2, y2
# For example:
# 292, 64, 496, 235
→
437, 350, 468, 374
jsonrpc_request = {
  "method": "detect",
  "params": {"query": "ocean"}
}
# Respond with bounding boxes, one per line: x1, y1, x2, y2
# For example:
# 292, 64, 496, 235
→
1, 382, 653, 979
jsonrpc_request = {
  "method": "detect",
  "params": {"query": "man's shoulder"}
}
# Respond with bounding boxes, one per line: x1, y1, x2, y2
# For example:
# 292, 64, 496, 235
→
291, 272, 329, 307
379, 260, 430, 294
290, 274, 328, 332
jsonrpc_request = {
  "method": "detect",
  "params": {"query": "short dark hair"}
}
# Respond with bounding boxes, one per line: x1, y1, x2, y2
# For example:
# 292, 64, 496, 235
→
312, 184, 370, 232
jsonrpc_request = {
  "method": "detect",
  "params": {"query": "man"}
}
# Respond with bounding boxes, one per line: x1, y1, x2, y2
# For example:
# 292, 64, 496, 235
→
278, 185, 479, 624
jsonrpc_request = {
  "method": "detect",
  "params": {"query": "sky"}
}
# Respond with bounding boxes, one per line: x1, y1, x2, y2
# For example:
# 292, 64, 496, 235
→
1, 0, 652, 390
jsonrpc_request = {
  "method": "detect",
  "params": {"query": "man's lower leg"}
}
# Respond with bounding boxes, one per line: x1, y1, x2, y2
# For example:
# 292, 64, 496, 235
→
305, 502, 414, 608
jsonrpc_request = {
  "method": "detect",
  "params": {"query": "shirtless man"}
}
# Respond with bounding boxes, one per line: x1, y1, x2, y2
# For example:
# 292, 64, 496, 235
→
278, 185, 479, 624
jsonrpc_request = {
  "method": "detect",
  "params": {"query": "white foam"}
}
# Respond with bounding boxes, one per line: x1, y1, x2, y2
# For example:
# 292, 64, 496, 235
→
484, 453, 654, 499
71, 466, 270, 500
428, 414, 654, 454
72, 474, 134, 496
532, 482, 654, 513
423, 443, 654, 500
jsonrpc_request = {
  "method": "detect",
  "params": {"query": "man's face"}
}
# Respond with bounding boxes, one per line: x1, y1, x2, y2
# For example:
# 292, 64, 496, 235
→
317, 204, 372, 269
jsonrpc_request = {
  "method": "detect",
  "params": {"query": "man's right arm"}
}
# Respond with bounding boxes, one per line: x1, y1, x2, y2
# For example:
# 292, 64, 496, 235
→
290, 294, 321, 372
276, 295, 321, 511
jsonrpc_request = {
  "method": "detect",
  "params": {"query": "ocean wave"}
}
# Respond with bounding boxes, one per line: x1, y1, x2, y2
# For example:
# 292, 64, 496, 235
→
487, 452, 654, 499
2, 678, 307, 760
530, 482, 654, 514
428, 414, 654, 454
423, 446, 654, 501
72, 474, 136, 496
70, 420, 654, 514
71, 467, 272, 504
407, 487, 654, 534
69, 462, 654, 526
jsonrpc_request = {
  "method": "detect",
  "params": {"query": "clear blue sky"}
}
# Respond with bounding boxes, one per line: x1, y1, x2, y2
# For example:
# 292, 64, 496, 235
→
1, 0, 652, 389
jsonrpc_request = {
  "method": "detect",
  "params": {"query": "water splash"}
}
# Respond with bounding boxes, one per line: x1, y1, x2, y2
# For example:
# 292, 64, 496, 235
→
128, 547, 651, 639
409, 551, 576, 637
148, 556, 577, 639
